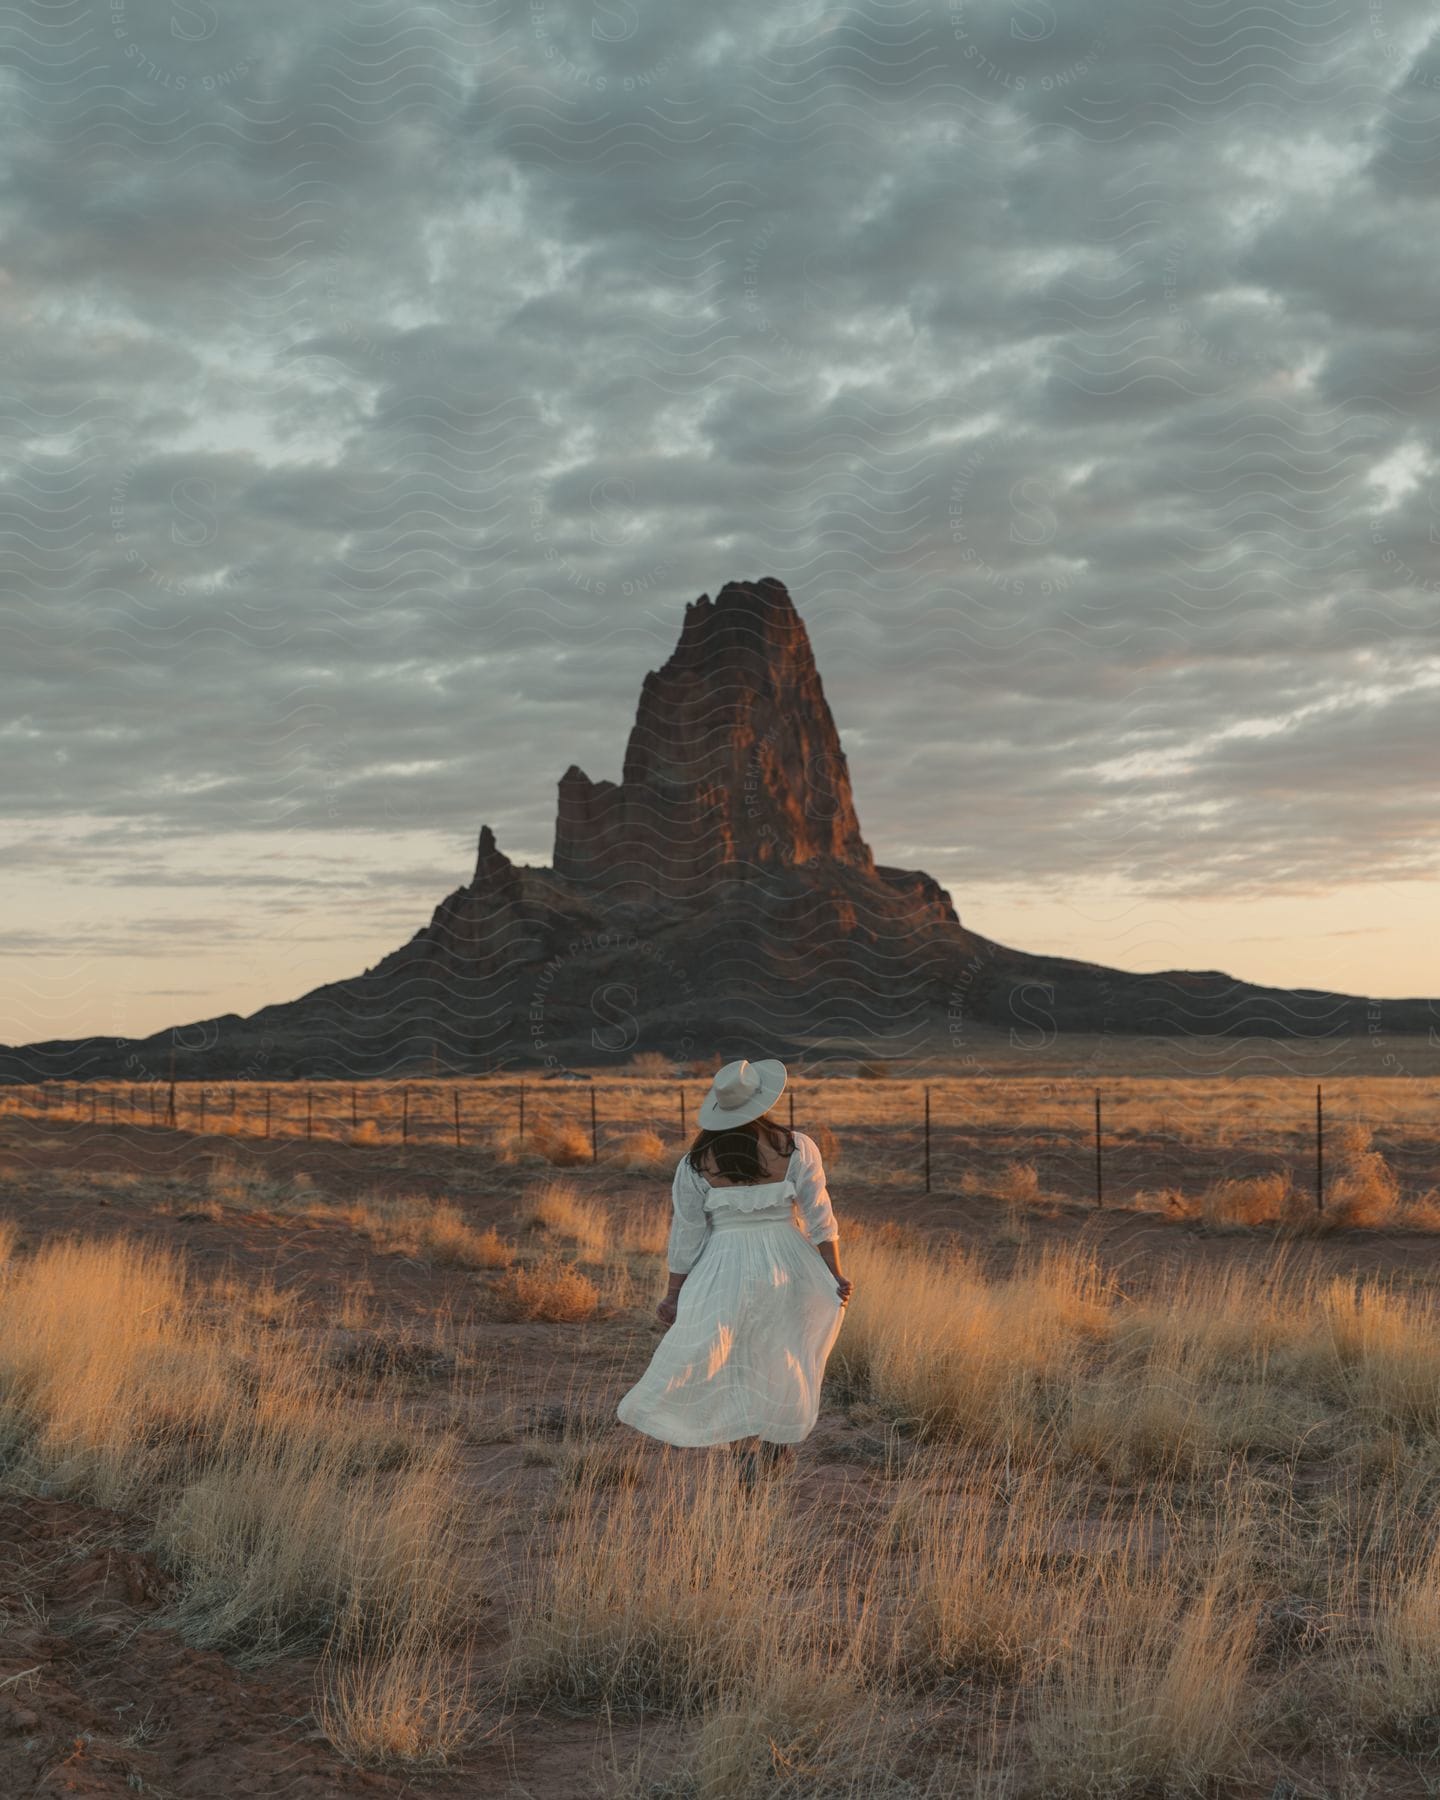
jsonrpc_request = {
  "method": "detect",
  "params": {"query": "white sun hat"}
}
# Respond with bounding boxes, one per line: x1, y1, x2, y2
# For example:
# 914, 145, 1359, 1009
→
697, 1057, 787, 1130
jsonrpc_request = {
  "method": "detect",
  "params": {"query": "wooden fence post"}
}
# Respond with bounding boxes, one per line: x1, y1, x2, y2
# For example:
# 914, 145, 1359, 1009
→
1094, 1091, 1103, 1209
923, 1085, 931, 1194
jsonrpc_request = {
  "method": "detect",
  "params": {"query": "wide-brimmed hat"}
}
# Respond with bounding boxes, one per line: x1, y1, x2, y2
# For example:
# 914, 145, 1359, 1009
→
697, 1057, 787, 1130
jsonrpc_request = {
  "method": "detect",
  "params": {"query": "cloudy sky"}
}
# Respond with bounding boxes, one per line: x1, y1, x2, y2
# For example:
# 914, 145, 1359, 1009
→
4, 0, 1440, 1045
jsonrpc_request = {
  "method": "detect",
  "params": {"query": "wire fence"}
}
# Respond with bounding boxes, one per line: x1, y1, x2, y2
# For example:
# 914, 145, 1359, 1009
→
2, 1075, 1435, 1217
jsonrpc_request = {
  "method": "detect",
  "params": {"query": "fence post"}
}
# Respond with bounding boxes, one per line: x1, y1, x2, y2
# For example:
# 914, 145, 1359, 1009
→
1316, 1084, 1323, 1213
923, 1085, 931, 1194
1094, 1091, 1103, 1209
453, 1089, 461, 1148
591, 1085, 598, 1163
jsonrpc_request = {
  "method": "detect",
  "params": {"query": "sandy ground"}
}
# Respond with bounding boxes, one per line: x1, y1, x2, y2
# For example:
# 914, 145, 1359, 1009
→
3, 1112, 1440, 1797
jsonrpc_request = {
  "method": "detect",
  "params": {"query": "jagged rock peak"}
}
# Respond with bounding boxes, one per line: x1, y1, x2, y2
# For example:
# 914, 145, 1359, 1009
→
472, 823, 522, 900
671, 575, 800, 659
553, 575, 876, 897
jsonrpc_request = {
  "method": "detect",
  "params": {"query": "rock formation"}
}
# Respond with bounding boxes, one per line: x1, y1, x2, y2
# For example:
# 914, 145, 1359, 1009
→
553, 577, 877, 899
2, 575, 1435, 1080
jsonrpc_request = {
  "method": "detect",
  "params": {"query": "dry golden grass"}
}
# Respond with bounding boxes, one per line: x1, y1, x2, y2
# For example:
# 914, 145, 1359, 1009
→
0, 1228, 480, 1762
197, 1168, 513, 1270
991, 1159, 1046, 1206
1025, 1563, 1260, 1795
339, 1191, 512, 1269
202, 1154, 317, 1213
1353, 1528, 1440, 1744
531, 1118, 593, 1166
615, 1197, 669, 1257
1319, 1149, 1402, 1229
603, 1128, 671, 1173
1156, 1140, 1440, 1235
612, 1659, 892, 1799
1197, 1169, 1296, 1229
10, 1076, 1440, 1790
316, 1607, 482, 1768
491, 1250, 601, 1322
12, 1074, 1440, 1249
834, 1228, 1113, 1451
509, 1425, 1282, 1796
503, 1441, 866, 1718
526, 1178, 612, 1258
831, 1222, 1440, 1496
879, 1456, 1103, 1688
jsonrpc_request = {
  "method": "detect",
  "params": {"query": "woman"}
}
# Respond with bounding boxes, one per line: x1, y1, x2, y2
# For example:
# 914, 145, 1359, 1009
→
616, 1057, 853, 1489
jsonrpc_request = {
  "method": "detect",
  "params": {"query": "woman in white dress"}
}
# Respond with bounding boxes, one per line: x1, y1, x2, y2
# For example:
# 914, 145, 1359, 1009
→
616, 1058, 853, 1488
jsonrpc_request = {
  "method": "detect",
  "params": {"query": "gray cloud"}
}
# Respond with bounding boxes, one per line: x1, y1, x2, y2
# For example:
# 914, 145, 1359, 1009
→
1, 0, 1438, 1017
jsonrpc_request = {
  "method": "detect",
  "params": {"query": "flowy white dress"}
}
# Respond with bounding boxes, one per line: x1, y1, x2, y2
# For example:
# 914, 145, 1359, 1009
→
616, 1130, 846, 1447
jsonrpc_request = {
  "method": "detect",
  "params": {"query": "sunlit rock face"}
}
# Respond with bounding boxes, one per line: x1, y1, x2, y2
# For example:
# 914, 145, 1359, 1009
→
552, 577, 884, 902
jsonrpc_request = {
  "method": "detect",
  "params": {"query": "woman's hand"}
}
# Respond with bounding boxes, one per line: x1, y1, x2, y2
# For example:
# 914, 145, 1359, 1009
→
834, 1274, 853, 1307
656, 1296, 678, 1327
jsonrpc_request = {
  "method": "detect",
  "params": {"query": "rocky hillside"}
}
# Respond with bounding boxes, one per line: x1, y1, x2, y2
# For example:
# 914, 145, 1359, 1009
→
3, 576, 1434, 1079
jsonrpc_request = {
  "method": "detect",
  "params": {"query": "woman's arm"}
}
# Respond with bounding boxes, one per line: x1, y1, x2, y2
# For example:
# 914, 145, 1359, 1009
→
658, 1157, 708, 1320
794, 1135, 849, 1300
793, 1134, 841, 1253
666, 1156, 709, 1273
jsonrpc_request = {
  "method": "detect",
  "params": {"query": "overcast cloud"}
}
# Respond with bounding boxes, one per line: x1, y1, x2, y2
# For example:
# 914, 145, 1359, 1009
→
3, 0, 1439, 1033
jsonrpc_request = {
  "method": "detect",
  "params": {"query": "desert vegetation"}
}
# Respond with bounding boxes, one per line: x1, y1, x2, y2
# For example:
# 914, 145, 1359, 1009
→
6, 1066, 1438, 1233
1, 1066, 1440, 1794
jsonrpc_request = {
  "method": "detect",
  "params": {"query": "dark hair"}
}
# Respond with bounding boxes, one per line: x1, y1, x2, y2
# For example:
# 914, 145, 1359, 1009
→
683, 1111, 797, 1184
